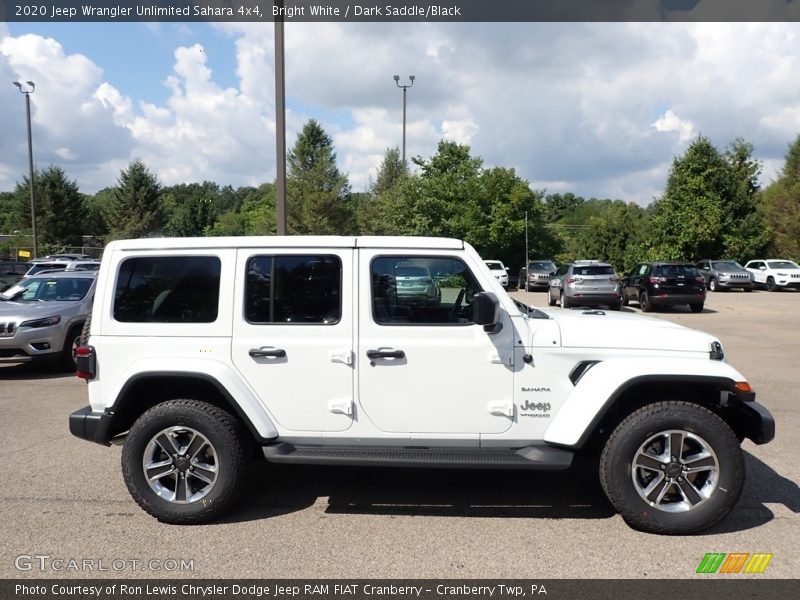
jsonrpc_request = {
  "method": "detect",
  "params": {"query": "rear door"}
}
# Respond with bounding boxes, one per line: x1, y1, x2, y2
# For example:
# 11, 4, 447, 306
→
231, 249, 354, 432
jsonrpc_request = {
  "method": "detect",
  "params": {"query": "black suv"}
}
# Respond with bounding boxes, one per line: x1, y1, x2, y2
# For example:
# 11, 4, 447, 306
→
0, 261, 29, 292
622, 262, 706, 313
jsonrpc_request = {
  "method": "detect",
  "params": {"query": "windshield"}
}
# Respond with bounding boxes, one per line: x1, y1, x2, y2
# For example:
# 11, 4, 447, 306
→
529, 261, 556, 271
485, 261, 504, 271
767, 261, 800, 270
711, 261, 742, 270
1, 277, 92, 302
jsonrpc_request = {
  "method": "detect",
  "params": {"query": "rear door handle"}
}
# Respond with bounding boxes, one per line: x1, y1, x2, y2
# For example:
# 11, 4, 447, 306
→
366, 349, 405, 359
249, 347, 286, 358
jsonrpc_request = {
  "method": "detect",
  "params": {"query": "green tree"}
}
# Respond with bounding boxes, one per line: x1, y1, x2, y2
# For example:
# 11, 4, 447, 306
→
758, 134, 800, 261
162, 182, 220, 237
358, 147, 409, 235
104, 160, 162, 239
644, 136, 767, 263
287, 120, 352, 234
574, 200, 646, 272
37, 166, 86, 247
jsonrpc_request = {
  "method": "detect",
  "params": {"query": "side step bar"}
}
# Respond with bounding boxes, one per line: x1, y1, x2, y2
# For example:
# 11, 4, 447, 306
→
262, 443, 573, 470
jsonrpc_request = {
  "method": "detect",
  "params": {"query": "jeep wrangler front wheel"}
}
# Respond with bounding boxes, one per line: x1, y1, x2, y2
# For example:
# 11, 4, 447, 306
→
599, 401, 743, 535
122, 399, 250, 524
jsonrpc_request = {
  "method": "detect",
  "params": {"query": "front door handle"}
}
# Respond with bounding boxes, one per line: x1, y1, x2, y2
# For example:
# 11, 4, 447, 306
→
249, 347, 286, 358
366, 349, 405, 359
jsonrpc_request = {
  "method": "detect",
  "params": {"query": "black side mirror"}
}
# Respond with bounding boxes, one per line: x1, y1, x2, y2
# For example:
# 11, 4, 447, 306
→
473, 292, 501, 332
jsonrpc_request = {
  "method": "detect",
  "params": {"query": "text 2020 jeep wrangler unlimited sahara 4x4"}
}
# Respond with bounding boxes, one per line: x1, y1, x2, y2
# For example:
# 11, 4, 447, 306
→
69, 236, 774, 534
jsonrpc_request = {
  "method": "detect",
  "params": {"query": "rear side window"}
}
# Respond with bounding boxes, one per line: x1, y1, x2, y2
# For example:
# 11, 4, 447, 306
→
114, 256, 221, 323
246, 255, 342, 324
572, 265, 615, 276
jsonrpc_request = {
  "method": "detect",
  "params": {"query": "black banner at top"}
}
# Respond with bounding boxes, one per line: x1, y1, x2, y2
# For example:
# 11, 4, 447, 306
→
1, 0, 800, 23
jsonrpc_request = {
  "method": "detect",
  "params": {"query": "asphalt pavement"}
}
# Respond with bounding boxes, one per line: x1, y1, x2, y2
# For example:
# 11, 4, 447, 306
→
0, 289, 797, 579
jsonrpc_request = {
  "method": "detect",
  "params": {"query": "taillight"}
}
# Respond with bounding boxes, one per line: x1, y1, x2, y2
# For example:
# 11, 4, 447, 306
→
609, 276, 619, 283
75, 345, 96, 380
695, 276, 705, 283
567, 277, 583, 284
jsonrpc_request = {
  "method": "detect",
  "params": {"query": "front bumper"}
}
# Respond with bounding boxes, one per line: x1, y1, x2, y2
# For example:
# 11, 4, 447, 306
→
69, 406, 113, 446
724, 397, 775, 445
718, 278, 754, 289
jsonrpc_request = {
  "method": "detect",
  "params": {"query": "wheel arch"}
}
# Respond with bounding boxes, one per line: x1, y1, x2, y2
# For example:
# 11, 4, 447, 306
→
544, 359, 769, 451
104, 371, 278, 445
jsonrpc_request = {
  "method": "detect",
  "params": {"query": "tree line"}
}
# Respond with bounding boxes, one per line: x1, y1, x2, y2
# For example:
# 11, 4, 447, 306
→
2, 118, 799, 272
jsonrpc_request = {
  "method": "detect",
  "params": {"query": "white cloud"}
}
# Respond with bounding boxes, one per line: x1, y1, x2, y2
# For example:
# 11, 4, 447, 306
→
2, 21, 800, 208
652, 110, 696, 143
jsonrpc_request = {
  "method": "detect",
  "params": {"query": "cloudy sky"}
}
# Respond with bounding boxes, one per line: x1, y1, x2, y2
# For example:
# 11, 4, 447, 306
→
1, 19, 800, 206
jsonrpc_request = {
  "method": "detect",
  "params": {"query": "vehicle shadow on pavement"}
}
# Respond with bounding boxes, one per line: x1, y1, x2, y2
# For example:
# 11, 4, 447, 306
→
224, 456, 616, 523
704, 451, 800, 535
0, 363, 74, 380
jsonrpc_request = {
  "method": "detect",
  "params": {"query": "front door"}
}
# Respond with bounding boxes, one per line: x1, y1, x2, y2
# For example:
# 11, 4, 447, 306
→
357, 251, 514, 435
231, 249, 354, 432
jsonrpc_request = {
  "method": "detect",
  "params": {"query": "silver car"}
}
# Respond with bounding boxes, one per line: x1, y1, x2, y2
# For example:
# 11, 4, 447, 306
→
0, 271, 96, 368
547, 260, 621, 310
695, 259, 754, 292
394, 265, 441, 306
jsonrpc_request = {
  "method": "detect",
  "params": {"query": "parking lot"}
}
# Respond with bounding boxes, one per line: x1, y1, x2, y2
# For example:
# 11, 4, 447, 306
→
0, 289, 798, 579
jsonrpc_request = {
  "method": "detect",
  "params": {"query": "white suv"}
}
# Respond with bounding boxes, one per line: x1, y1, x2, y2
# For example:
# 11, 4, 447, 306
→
484, 259, 509, 288
69, 236, 773, 533
744, 259, 800, 291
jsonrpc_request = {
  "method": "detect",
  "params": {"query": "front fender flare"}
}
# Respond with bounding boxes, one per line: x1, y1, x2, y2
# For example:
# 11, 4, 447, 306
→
544, 357, 748, 448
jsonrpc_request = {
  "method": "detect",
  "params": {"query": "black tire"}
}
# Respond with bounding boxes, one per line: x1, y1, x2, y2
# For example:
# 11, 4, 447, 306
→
547, 292, 557, 306
599, 401, 744, 535
766, 277, 777, 292
608, 301, 621, 311
689, 303, 704, 313
122, 400, 250, 524
79, 314, 92, 345
560, 292, 571, 309
640, 291, 653, 312
708, 278, 718, 292
743, 287, 753, 292
621, 292, 629, 307
60, 324, 83, 371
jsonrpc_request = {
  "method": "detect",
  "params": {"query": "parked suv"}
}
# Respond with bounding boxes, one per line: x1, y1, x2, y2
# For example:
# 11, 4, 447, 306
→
547, 261, 621, 310
518, 260, 556, 292
695, 260, 754, 292
622, 263, 706, 313
0, 270, 96, 368
0, 261, 29, 292
69, 236, 773, 534
744, 259, 800, 291
484, 260, 509, 288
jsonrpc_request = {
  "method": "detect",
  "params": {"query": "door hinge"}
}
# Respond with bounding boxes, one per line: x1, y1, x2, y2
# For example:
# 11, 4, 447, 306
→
328, 349, 353, 366
487, 402, 514, 418
328, 399, 353, 416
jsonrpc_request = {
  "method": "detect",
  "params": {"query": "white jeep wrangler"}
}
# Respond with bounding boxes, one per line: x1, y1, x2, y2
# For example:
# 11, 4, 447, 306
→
69, 236, 774, 533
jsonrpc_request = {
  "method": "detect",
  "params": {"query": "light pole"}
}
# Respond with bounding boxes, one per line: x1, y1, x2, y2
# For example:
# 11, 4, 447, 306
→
393, 75, 415, 164
274, 5, 287, 235
13, 81, 38, 258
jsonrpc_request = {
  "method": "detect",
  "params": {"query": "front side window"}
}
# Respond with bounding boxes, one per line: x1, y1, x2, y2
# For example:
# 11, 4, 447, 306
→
246, 255, 341, 324
372, 256, 482, 325
114, 256, 221, 323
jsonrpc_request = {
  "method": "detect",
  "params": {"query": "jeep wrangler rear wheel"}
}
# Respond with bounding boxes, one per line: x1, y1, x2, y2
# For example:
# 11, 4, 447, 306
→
122, 399, 250, 524
599, 401, 743, 535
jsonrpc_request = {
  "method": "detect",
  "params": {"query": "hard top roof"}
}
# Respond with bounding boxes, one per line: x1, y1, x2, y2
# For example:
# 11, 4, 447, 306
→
108, 236, 465, 251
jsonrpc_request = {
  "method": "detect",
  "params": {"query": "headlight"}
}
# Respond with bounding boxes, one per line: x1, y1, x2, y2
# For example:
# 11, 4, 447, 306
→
19, 315, 61, 329
710, 341, 724, 361
777, 272, 787, 276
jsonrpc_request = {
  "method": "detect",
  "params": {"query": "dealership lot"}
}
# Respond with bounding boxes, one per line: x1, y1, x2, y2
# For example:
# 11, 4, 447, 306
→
0, 290, 797, 579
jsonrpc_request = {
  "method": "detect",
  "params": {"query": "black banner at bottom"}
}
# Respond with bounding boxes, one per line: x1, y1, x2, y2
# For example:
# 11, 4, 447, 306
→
2, 579, 797, 600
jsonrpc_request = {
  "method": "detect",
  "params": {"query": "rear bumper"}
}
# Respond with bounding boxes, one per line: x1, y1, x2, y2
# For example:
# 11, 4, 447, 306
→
69, 405, 113, 446
649, 293, 705, 305
568, 293, 620, 307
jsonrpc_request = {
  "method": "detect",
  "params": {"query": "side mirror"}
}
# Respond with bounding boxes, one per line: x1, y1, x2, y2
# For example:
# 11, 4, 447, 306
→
473, 291, 501, 332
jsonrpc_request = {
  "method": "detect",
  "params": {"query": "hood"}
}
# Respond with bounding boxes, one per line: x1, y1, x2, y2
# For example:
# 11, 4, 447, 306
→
546, 309, 716, 354
0, 300, 67, 320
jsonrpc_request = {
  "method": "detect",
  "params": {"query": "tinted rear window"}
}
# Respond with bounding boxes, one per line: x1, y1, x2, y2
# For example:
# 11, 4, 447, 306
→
653, 264, 698, 276
573, 265, 614, 276
114, 256, 221, 323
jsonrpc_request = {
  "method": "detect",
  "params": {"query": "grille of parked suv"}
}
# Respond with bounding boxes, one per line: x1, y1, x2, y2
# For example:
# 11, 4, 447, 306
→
728, 273, 750, 279
0, 322, 16, 337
